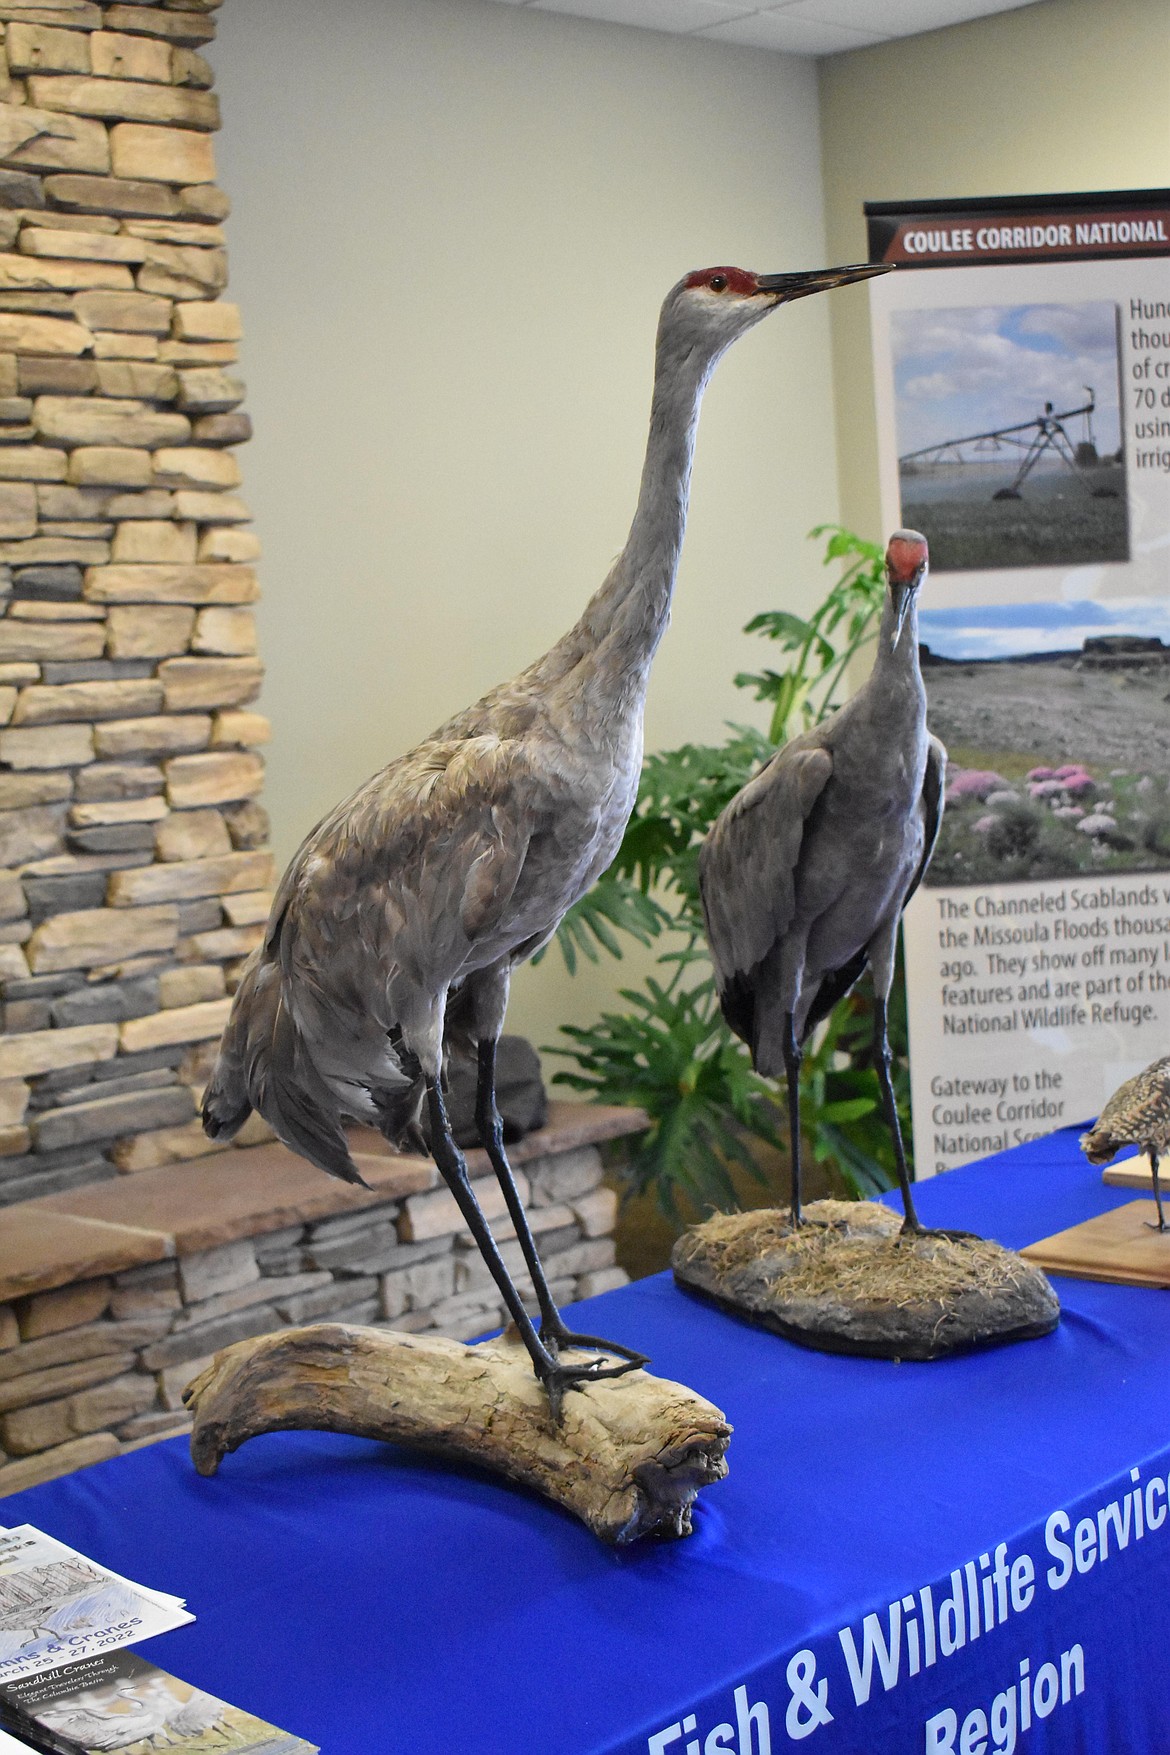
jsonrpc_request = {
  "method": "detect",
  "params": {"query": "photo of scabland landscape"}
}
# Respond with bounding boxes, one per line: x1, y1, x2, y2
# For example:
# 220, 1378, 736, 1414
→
920, 597, 1170, 884
892, 301, 1128, 571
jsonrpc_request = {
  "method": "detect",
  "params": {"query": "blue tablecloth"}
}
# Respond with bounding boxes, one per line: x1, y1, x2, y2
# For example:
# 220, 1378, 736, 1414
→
4, 1125, 1170, 1755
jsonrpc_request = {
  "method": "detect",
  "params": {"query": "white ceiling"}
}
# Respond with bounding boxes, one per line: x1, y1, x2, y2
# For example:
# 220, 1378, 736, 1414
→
488, 0, 1044, 57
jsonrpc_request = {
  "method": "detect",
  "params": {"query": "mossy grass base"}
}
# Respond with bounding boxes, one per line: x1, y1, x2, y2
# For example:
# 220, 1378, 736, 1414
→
672, 1200, 1060, 1361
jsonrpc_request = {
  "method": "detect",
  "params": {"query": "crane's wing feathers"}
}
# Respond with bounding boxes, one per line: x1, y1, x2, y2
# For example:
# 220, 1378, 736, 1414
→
903, 734, 946, 913
699, 744, 832, 1001
205, 732, 552, 1174
799, 733, 946, 1039
279, 733, 545, 969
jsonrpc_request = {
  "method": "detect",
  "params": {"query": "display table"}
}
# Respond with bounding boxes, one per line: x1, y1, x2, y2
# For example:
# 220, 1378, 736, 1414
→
4, 1124, 1170, 1755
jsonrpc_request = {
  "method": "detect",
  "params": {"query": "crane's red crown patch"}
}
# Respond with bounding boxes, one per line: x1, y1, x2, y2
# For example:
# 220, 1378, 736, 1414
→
684, 267, 759, 295
886, 532, 929, 583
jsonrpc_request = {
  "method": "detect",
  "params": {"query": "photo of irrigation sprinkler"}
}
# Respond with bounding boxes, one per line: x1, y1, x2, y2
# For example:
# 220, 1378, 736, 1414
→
892, 300, 1129, 571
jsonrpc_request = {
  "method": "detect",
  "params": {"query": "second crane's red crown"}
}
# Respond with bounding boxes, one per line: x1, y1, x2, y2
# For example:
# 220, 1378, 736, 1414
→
886, 529, 929, 584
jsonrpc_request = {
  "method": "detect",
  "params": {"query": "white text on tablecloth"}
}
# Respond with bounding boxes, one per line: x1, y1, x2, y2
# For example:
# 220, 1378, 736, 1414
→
643, 1458, 1169, 1752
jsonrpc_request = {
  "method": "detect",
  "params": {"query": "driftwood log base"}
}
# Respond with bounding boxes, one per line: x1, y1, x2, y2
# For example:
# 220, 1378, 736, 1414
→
183, 1322, 731, 1545
672, 1200, 1061, 1361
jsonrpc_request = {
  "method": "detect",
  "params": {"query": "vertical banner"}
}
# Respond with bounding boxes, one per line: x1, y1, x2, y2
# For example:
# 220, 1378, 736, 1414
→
866, 189, 1170, 1178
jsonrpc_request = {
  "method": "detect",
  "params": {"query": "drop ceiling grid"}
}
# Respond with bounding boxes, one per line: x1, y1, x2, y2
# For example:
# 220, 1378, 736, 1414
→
488, 0, 1043, 57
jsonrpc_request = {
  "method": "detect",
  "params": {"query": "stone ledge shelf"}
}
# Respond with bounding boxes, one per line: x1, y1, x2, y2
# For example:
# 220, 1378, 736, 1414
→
0, 1101, 648, 1498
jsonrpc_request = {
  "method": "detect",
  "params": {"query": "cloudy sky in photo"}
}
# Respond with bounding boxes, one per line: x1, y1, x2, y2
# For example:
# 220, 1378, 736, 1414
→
892, 302, 1123, 459
920, 596, 1170, 661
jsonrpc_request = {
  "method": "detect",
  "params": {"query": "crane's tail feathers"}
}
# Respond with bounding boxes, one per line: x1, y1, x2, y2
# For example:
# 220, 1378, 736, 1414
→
801, 949, 869, 1044
200, 1071, 252, 1142
274, 1104, 370, 1187
201, 1000, 254, 1142
716, 973, 755, 1052
266, 996, 370, 1187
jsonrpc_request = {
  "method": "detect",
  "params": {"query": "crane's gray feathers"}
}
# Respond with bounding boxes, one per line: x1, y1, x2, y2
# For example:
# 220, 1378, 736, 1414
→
797, 735, 945, 1042
268, 993, 368, 1185
699, 743, 832, 1038
698, 535, 944, 1080
800, 946, 869, 1044
902, 734, 946, 913
204, 728, 569, 1167
200, 951, 273, 1141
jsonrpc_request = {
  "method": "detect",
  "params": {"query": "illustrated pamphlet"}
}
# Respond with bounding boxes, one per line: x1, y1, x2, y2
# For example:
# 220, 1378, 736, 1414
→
0, 1529, 192, 1686
0, 1650, 318, 1755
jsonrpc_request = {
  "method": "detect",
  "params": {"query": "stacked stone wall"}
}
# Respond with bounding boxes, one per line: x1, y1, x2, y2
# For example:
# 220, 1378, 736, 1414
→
0, 0, 275, 1203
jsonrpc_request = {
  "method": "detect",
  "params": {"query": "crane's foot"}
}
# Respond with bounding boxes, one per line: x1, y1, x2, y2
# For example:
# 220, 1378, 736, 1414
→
1143, 1218, 1168, 1233
538, 1352, 646, 1423
539, 1319, 649, 1369
897, 1221, 981, 1244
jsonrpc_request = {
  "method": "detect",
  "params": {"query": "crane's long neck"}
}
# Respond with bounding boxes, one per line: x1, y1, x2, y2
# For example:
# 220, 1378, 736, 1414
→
550, 334, 716, 717
879, 584, 922, 677
614, 339, 713, 661
855, 583, 925, 737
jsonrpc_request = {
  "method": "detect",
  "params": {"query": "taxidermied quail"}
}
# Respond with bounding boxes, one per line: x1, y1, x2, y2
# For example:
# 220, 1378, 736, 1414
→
1082, 1055, 1170, 1231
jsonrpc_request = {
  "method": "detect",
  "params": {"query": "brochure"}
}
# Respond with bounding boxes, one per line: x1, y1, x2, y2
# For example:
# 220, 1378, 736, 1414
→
0, 1651, 318, 1755
0, 1529, 193, 1685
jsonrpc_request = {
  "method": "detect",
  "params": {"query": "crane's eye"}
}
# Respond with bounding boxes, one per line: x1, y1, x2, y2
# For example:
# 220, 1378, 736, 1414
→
709, 274, 728, 292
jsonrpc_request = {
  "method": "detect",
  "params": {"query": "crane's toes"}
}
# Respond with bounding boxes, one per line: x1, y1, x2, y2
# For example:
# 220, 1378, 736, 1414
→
897, 1223, 982, 1245
537, 1353, 645, 1422
540, 1325, 649, 1368
1143, 1218, 1168, 1233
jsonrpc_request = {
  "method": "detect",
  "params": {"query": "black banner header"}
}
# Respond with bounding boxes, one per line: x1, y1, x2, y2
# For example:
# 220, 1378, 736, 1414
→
866, 188, 1170, 269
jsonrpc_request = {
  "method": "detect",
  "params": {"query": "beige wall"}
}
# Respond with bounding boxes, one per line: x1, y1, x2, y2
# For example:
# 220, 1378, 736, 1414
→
206, 0, 1170, 1078
207, 0, 849, 1056
820, 0, 1170, 542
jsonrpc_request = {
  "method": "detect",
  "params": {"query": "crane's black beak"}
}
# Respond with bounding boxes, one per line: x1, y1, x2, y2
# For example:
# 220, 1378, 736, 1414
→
756, 263, 894, 302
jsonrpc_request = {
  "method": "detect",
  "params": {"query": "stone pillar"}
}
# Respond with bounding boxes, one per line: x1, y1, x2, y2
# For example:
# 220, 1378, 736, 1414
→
0, 0, 273, 1204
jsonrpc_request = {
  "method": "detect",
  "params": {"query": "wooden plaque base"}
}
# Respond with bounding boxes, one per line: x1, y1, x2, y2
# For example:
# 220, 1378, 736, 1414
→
1021, 1200, 1170, 1288
1101, 1153, 1160, 1192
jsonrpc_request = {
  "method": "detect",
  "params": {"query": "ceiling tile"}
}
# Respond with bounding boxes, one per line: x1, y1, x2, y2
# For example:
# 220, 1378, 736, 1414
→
774, 0, 1039, 33
489, 0, 1044, 54
697, 10, 887, 51
534, 0, 758, 31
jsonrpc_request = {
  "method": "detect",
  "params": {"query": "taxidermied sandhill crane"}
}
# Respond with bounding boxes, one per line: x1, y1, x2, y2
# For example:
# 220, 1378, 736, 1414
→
203, 259, 890, 1413
700, 530, 944, 1235
1082, 1055, 1170, 1231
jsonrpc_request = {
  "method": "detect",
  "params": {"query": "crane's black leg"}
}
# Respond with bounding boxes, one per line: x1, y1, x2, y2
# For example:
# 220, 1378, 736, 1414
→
873, 996, 922, 1233
782, 1012, 804, 1227
474, 1040, 647, 1369
1145, 1150, 1166, 1232
425, 1080, 635, 1419
873, 999, 975, 1242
